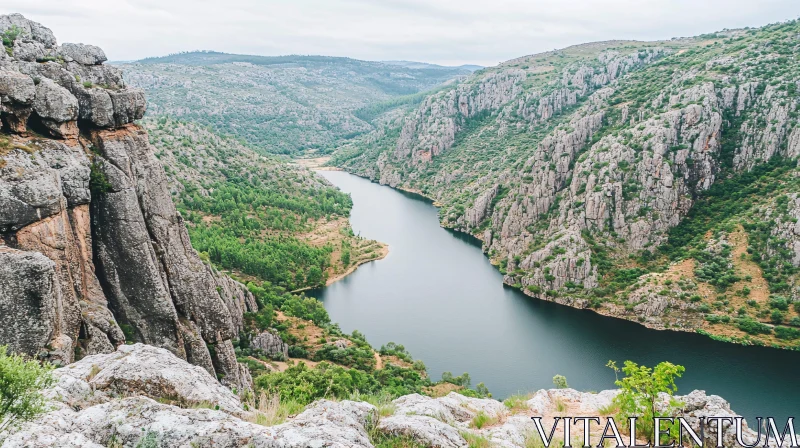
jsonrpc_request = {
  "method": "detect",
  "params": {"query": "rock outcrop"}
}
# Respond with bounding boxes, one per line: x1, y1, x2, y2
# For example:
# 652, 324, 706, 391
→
0, 14, 256, 388
333, 23, 800, 344
250, 330, 289, 360
3, 344, 794, 448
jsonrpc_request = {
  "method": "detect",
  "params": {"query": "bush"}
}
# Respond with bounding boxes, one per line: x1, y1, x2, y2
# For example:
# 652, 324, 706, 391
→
769, 296, 789, 311
774, 326, 800, 340
254, 362, 428, 405
737, 318, 772, 335
607, 360, 685, 443
441, 371, 471, 387
0, 346, 55, 433
552, 374, 569, 389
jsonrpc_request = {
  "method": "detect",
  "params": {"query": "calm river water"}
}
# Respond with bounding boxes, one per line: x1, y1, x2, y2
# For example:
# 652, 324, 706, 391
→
313, 170, 799, 423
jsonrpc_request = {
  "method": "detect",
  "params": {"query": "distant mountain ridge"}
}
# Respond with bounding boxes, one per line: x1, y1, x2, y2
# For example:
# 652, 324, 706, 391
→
381, 59, 484, 71
119, 51, 469, 155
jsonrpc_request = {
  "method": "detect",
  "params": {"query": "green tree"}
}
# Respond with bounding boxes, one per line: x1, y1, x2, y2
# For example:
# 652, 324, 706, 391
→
0, 346, 55, 434
552, 374, 569, 389
607, 360, 685, 443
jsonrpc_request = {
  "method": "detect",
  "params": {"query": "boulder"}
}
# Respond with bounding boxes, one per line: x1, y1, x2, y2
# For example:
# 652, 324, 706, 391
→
50, 344, 245, 416
0, 69, 36, 104
378, 414, 467, 448
250, 330, 289, 360
0, 248, 59, 360
33, 79, 79, 137
59, 43, 107, 65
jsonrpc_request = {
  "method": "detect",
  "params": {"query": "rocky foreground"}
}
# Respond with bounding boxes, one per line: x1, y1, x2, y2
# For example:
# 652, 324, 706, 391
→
0, 344, 786, 448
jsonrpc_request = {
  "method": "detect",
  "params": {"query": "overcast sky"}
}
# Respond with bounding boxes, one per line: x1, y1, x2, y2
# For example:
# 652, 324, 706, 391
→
4, 0, 800, 66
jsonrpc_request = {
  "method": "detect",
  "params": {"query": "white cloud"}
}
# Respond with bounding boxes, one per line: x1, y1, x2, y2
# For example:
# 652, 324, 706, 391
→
3, 0, 799, 66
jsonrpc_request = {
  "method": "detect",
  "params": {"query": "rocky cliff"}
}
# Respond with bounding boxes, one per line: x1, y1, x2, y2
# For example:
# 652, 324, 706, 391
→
333, 24, 800, 347
0, 14, 256, 390
3, 344, 793, 448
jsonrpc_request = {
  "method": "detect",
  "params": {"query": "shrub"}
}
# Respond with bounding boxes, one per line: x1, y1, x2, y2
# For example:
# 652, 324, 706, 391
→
607, 360, 684, 443
774, 326, 800, 340
552, 374, 568, 389
770, 309, 785, 324
769, 296, 789, 311
737, 318, 772, 335
0, 346, 55, 433
441, 371, 471, 387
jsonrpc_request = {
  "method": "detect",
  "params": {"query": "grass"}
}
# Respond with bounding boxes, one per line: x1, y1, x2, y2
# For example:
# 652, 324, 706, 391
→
597, 402, 618, 417
247, 391, 305, 426
524, 431, 549, 448
371, 433, 426, 448
503, 393, 532, 413
554, 398, 567, 413
349, 391, 396, 417
470, 410, 498, 429
87, 364, 101, 381
461, 431, 492, 448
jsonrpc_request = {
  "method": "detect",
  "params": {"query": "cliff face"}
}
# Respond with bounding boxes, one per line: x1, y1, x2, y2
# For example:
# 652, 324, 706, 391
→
333, 27, 800, 345
0, 14, 256, 389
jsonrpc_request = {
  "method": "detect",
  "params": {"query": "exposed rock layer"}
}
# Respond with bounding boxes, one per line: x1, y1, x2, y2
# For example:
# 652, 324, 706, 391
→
0, 14, 255, 387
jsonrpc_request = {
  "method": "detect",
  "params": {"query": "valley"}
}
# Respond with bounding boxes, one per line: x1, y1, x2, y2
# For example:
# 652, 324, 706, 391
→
1, 9, 799, 448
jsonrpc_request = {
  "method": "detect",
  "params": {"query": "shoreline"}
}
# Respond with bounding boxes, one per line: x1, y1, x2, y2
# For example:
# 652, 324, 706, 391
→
319, 166, 800, 351
325, 241, 389, 286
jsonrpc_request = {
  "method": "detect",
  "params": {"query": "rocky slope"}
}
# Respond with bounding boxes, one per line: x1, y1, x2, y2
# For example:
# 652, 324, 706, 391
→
0, 14, 255, 390
118, 52, 469, 155
2, 343, 791, 448
332, 23, 800, 348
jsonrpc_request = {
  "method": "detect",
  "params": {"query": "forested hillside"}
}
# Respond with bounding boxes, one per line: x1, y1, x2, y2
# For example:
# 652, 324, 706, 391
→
331, 22, 800, 348
145, 117, 386, 292
119, 52, 468, 155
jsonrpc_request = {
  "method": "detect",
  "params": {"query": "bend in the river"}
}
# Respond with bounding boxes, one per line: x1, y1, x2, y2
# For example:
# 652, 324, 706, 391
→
312, 170, 800, 424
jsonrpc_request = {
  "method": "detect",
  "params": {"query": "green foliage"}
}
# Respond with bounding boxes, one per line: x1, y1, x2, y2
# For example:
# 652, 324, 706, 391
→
247, 282, 330, 326
312, 344, 376, 371
552, 374, 569, 389
89, 161, 112, 194
775, 326, 800, 340
737, 317, 772, 335
1, 25, 22, 55
379, 342, 413, 363
471, 411, 496, 429
607, 360, 685, 443
253, 362, 429, 405
441, 371, 471, 388
134, 431, 159, 448
0, 346, 55, 434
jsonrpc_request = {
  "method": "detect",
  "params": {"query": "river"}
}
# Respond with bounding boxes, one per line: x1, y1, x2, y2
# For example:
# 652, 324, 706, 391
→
313, 170, 799, 424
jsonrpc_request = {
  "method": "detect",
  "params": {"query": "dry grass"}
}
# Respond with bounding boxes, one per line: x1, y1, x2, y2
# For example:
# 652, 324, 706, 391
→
247, 391, 305, 427
87, 364, 101, 381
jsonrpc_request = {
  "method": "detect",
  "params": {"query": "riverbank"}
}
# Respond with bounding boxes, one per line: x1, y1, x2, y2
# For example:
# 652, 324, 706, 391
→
323, 167, 800, 351
292, 216, 389, 293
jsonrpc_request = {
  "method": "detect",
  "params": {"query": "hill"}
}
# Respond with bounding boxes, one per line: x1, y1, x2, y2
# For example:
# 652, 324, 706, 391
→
330, 24, 800, 348
117, 51, 469, 155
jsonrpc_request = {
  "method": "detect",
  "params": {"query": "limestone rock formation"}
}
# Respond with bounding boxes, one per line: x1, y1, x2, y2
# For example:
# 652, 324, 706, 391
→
333, 23, 800, 343
0, 14, 256, 386
4, 344, 793, 447
250, 330, 289, 360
